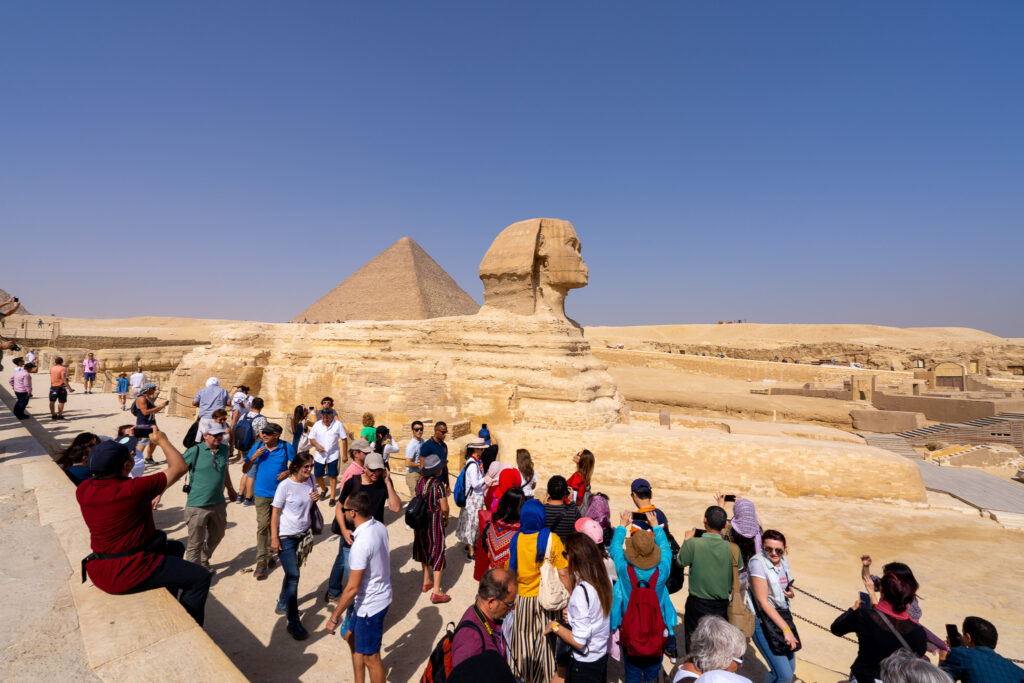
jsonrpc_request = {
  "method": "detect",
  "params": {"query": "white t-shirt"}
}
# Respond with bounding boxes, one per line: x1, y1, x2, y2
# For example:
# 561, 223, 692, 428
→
272, 476, 315, 537
747, 553, 791, 610
465, 458, 486, 495
349, 517, 392, 617
519, 470, 538, 497
25, 352, 38, 364
129, 372, 146, 393
231, 391, 250, 417
308, 419, 347, 464
379, 438, 399, 466
405, 438, 423, 472
567, 581, 610, 663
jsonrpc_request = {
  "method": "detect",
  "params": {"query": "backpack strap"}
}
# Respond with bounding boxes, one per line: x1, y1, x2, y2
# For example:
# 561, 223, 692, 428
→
874, 608, 915, 653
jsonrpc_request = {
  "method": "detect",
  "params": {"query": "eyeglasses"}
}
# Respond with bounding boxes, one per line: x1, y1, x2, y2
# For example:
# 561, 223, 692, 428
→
501, 598, 516, 609
765, 547, 785, 556
732, 656, 743, 665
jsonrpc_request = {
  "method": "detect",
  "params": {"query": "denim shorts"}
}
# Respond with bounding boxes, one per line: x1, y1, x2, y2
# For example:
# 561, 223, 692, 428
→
314, 460, 338, 479
353, 606, 388, 655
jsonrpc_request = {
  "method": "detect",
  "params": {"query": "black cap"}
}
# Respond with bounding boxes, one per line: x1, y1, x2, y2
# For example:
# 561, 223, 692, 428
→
87, 437, 137, 476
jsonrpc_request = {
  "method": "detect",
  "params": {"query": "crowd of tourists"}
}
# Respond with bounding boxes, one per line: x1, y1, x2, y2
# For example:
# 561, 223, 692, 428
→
30, 370, 1021, 683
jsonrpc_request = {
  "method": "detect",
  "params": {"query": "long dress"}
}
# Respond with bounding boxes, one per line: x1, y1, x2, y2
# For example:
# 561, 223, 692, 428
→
455, 457, 486, 546
413, 475, 446, 571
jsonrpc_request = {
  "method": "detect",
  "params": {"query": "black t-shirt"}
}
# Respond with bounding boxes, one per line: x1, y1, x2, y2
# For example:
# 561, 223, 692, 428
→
543, 503, 579, 541
830, 607, 928, 683
339, 476, 389, 546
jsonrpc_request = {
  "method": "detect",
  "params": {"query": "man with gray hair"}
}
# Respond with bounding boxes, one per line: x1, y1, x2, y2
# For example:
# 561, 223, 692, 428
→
182, 422, 237, 569
451, 568, 518, 669
881, 649, 957, 683
673, 615, 750, 682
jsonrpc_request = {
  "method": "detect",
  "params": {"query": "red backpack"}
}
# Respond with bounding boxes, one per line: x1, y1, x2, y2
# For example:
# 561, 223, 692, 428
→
420, 620, 486, 683
619, 565, 667, 658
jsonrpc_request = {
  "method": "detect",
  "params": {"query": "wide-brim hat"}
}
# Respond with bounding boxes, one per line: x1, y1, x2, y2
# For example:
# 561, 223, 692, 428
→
624, 529, 661, 570
421, 454, 442, 476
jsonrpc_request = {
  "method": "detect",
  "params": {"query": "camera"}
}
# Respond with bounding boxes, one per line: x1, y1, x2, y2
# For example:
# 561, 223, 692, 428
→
182, 484, 192, 494
10, 343, 20, 351
13, 297, 18, 303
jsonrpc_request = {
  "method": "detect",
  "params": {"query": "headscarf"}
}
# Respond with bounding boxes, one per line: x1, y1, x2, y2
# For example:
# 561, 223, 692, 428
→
137, 381, 157, 397
484, 461, 506, 487
509, 499, 550, 571
205, 377, 220, 387
585, 494, 611, 529
730, 497, 762, 554
489, 468, 523, 512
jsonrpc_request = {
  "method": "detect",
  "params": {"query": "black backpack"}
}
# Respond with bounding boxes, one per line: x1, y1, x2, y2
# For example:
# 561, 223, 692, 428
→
665, 529, 685, 594
405, 493, 429, 530
182, 420, 200, 449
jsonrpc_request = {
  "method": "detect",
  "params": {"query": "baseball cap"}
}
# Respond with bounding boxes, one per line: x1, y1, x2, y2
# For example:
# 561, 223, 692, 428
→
574, 517, 603, 545
88, 438, 137, 476
350, 438, 372, 453
261, 422, 283, 435
630, 478, 652, 494
204, 422, 227, 436
364, 452, 386, 470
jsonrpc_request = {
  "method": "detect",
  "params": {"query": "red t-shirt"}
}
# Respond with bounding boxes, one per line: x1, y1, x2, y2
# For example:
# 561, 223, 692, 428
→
77, 472, 167, 593
567, 472, 587, 506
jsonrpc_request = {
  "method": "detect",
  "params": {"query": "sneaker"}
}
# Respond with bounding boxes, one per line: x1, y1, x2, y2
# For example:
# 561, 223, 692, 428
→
268, 557, 277, 569
243, 498, 255, 507
287, 621, 309, 641
201, 561, 212, 571
329, 498, 337, 507
51, 415, 58, 421
324, 590, 338, 603
275, 600, 287, 615
235, 496, 245, 504
254, 567, 268, 581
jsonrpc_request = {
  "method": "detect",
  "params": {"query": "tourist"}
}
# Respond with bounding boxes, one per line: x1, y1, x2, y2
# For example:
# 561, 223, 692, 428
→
340, 438, 373, 487
114, 372, 130, 410
507, 499, 572, 683
183, 423, 237, 570
230, 385, 251, 427
478, 423, 491, 445
566, 449, 595, 510
25, 349, 38, 366
270, 451, 319, 640
128, 365, 146, 396
628, 478, 669, 532
726, 496, 762, 568
404, 419, 425, 496
10, 359, 34, 419
246, 423, 295, 580
456, 441, 488, 559
677, 505, 735, 653
326, 490, 393, 683
543, 475, 580, 539
489, 466, 522, 513
672, 616, 752, 682
290, 404, 311, 454
475, 486, 525, 580
48, 356, 75, 420
309, 408, 347, 505
198, 408, 230, 441
81, 352, 99, 394
373, 425, 399, 467
58, 432, 100, 485
191, 377, 230, 425
575, 516, 616, 582
481, 442, 500, 473
748, 530, 798, 683
419, 421, 449, 492
413, 454, 451, 603
318, 395, 335, 419
939, 616, 1024, 681
78, 429, 212, 625
611, 510, 673, 683
360, 412, 377, 443
326, 451, 401, 603
584, 493, 613, 548
880, 650, 951, 683
451, 567, 517, 668
133, 382, 168, 466
235, 397, 268, 502
482, 461, 508, 509
516, 448, 538, 498
449, 651, 517, 683
830, 562, 927, 683
545, 533, 613, 682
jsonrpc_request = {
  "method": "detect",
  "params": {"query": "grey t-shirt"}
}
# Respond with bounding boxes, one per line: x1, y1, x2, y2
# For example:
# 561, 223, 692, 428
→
193, 385, 229, 419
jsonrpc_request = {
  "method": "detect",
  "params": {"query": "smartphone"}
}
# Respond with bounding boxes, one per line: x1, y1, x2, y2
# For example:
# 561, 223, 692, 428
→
13, 297, 18, 302
723, 494, 736, 502
858, 591, 871, 607
693, 529, 705, 538
945, 624, 961, 647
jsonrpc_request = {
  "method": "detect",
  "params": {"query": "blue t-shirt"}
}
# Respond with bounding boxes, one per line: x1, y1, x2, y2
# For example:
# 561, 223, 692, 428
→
420, 437, 448, 465
116, 377, 130, 393
248, 441, 294, 498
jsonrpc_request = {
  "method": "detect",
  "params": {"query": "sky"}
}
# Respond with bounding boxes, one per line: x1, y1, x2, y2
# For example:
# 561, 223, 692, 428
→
2, 2, 1022, 336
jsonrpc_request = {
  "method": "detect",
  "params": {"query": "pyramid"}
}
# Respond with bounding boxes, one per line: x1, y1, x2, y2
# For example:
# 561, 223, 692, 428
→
293, 237, 480, 322
0, 288, 29, 315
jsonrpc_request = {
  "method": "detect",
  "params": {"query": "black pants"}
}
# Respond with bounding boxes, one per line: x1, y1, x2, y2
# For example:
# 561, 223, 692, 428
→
566, 654, 608, 683
125, 540, 212, 626
13, 391, 29, 418
683, 594, 729, 653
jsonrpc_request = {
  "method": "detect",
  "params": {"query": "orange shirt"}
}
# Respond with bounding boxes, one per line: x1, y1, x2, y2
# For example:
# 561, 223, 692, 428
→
50, 365, 68, 387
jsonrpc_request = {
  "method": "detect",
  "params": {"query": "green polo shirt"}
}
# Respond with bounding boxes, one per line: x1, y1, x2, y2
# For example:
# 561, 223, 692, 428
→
676, 532, 740, 600
182, 442, 230, 507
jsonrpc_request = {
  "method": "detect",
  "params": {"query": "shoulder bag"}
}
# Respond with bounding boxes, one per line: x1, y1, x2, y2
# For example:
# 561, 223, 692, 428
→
750, 557, 801, 654
538, 534, 570, 611
727, 543, 755, 638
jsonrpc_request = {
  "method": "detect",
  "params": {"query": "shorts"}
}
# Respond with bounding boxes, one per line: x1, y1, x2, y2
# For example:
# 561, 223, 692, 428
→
49, 386, 68, 403
83, 372, 96, 381
353, 606, 388, 655
314, 460, 339, 478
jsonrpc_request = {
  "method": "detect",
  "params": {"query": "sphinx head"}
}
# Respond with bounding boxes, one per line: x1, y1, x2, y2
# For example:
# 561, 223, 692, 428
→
479, 218, 588, 320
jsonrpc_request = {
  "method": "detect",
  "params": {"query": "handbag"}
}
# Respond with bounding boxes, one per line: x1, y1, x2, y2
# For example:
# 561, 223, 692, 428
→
310, 499, 324, 535
297, 432, 311, 454
727, 543, 755, 638
757, 605, 801, 655
538, 534, 570, 611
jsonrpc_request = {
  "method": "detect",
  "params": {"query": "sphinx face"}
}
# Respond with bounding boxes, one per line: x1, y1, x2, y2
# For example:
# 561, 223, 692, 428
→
539, 221, 588, 290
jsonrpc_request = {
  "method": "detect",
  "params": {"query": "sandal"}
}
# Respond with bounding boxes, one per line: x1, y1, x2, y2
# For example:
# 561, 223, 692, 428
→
430, 593, 451, 604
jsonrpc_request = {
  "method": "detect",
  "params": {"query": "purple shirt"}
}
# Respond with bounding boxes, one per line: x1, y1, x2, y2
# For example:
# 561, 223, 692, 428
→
10, 368, 32, 393
451, 604, 507, 669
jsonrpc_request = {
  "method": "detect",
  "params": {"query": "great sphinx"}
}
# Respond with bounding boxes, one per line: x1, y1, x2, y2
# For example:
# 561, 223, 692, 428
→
168, 218, 926, 502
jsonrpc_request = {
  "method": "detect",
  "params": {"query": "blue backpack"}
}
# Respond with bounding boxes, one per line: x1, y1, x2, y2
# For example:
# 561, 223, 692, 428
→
234, 413, 259, 452
452, 460, 480, 508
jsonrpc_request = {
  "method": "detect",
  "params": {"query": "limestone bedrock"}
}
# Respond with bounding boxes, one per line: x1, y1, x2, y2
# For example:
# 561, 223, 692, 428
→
169, 217, 925, 502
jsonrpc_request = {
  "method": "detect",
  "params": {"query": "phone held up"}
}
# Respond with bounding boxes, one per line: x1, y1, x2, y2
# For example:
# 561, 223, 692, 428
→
946, 624, 961, 647
723, 494, 736, 502
693, 529, 705, 538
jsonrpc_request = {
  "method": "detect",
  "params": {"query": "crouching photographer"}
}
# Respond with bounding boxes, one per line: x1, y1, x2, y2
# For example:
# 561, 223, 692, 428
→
77, 428, 212, 625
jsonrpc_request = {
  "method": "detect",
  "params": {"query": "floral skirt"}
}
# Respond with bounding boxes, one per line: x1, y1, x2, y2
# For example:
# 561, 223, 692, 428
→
455, 491, 485, 546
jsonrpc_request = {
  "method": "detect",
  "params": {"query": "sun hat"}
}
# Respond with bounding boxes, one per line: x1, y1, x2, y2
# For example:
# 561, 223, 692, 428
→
624, 528, 661, 570
349, 438, 372, 453
467, 441, 487, 450
420, 454, 443, 476
575, 517, 603, 545
364, 452, 386, 471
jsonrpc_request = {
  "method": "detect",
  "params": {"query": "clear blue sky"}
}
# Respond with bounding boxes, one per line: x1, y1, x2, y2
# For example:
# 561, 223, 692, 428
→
3, 2, 1022, 336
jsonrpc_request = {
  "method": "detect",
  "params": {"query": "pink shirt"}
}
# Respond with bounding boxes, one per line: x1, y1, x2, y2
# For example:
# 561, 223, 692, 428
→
10, 368, 32, 393
339, 460, 365, 488
83, 358, 99, 372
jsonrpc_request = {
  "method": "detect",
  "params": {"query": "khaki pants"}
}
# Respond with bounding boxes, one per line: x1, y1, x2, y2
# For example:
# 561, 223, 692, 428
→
405, 471, 421, 497
255, 495, 275, 570
184, 502, 228, 565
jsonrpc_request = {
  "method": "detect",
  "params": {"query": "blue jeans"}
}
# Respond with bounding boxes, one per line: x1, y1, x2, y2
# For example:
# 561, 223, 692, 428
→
13, 391, 29, 418
624, 654, 662, 683
327, 543, 350, 597
277, 536, 302, 625
751, 616, 796, 683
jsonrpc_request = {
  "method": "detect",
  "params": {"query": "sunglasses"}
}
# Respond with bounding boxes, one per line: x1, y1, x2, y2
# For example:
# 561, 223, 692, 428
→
300, 465, 313, 471
341, 507, 354, 513
765, 546, 785, 555
412, 427, 423, 432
